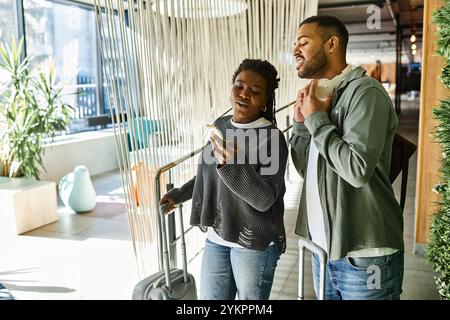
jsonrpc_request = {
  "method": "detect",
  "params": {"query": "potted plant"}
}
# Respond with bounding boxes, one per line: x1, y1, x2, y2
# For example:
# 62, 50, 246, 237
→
0, 38, 73, 235
0, 38, 73, 179
427, 0, 450, 300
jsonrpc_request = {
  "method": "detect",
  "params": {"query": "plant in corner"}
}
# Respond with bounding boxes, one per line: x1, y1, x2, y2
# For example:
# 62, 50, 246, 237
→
427, 0, 450, 300
0, 38, 73, 179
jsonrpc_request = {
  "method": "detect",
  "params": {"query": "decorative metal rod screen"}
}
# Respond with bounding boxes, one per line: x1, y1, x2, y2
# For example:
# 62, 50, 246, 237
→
93, 0, 317, 277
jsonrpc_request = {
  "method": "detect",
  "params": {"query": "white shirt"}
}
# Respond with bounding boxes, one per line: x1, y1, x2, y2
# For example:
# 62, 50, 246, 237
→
305, 64, 398, 258
306, 65, 353, 253
306, 141, 328, 252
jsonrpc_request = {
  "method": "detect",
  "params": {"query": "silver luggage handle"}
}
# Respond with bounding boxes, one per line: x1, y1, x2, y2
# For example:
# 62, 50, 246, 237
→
298, 237, 328, 300
159, 202, 190, 292
159, 203, 173, 291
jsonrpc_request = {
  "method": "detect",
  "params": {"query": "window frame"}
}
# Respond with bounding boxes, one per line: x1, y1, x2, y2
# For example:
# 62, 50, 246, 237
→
10, 0, 108, 132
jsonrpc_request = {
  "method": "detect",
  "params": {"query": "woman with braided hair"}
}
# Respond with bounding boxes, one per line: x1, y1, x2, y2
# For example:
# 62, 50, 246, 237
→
160, 59, 288, 300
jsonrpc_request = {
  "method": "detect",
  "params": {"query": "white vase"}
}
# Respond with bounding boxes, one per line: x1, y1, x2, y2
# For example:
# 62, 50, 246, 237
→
59, 165, 96, 213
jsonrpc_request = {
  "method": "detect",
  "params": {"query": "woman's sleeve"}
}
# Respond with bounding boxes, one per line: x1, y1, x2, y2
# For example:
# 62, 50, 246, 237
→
166, 176, 196, 204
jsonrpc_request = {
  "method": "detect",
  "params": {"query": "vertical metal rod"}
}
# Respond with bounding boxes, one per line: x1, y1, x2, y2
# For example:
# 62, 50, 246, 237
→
167, 183, 177, 267
298, 246, 305, 300
298, 237, 328, 300
319, 259, 326, 301
155, 174, 164, 271
178, 203, 189, 283
159, 203, 172, 291
16, 0, 26, 60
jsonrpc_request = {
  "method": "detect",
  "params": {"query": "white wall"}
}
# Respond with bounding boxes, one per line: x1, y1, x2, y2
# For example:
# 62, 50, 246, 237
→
39, 129, 119, 183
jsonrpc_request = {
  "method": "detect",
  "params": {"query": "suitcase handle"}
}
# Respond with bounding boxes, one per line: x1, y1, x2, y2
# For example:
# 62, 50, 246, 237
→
159, 203, 190, 292
159, 203, 173, 291
298, 237, 328, 300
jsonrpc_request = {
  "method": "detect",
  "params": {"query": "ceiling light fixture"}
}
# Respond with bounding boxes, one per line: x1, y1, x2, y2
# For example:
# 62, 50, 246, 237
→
151, 0, 248, 18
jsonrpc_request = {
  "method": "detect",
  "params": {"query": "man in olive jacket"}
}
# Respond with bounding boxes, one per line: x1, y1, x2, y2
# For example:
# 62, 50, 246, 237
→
290, 15, 404, 300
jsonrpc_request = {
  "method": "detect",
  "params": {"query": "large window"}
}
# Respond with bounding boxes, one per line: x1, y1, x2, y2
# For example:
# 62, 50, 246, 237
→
0, 0, 128, 134
24, 0, 102, 133
0, 0, 18, 83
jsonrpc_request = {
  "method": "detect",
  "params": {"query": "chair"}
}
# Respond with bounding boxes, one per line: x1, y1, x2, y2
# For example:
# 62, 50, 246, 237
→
130, 161, 167, 208
389, 132, 417, 213
127, 117, 160, 151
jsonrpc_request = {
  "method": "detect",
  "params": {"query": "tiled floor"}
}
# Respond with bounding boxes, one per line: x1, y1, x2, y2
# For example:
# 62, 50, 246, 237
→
0, 98, 440, 300
0, 172, 137, 300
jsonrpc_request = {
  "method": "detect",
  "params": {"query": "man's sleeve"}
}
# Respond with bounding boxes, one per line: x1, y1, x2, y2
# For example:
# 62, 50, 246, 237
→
289, 120, 311, 178
304, 87, 394, 188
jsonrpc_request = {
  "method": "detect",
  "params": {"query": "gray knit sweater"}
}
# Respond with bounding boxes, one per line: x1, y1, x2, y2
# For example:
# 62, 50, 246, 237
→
167, 116, 288, 254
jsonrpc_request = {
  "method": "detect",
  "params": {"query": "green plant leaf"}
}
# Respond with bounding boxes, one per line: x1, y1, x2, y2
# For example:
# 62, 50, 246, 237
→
0, 36, 72, 179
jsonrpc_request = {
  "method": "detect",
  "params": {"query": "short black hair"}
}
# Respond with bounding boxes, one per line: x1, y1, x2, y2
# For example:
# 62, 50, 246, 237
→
299, 15, 349, 51
231, 59, 280, 125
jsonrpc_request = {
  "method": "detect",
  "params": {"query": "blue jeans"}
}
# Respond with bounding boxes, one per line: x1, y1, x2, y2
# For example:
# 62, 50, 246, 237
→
312, 251, 404, 300
200, 239, 280, 300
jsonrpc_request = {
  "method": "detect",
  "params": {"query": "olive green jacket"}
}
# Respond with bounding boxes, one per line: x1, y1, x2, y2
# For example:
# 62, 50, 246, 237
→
289, 66, 404, 260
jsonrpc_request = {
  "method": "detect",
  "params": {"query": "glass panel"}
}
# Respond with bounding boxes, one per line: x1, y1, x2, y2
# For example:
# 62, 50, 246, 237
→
0, 0, 18, 45
0, 0, 18, 82
23, 0, 100, 133
100, 12, 129, 118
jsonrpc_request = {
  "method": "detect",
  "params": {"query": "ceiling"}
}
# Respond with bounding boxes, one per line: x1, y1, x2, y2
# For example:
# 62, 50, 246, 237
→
76, 0, 423, 64
318, 0, 424, 64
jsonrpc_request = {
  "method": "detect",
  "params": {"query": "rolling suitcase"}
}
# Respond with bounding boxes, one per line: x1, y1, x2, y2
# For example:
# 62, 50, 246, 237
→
298, 237, 328, 300
132, 203, 197, 300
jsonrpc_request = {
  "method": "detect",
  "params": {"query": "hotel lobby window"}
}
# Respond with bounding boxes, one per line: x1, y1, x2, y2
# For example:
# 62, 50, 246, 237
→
23, 0, 103, 133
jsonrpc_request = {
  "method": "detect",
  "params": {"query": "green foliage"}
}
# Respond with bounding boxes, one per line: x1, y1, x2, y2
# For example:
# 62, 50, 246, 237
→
0, 38, 73, 179
442, 63, 450, 88
427, 205, 450, 299
433, 2, 450, 60
428, 0, 450, 300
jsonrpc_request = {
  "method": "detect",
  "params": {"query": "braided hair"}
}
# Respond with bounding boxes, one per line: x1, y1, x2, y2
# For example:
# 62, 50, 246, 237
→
231, 59, 280, 125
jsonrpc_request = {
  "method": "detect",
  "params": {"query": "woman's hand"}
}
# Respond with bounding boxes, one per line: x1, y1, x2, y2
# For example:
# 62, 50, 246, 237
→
159, 194, 176, 214
210, 134, 238, 166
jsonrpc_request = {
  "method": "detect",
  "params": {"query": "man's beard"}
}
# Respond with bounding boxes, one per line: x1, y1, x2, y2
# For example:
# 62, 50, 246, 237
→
298, 47, 327, 79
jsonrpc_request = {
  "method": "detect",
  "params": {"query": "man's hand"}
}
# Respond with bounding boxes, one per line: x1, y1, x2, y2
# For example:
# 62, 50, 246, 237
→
294, 89, 305, 123
300, 79, 332, 119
